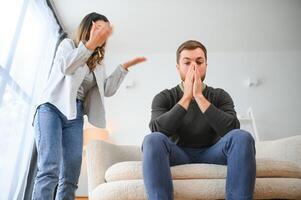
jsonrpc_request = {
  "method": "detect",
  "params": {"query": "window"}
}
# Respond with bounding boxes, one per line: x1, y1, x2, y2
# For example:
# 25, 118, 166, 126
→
0, 0, 61, 199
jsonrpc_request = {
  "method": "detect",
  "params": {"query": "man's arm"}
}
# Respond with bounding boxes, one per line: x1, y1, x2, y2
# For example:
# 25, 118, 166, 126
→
193, 69, 239, 137
149, 91, 187, 137
196, 89, 240, 137
150, 64, 195, 136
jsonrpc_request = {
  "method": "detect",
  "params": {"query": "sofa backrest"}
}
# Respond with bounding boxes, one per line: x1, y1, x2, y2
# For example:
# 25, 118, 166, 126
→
86, 135, 301, 196
255, 135, 301, 166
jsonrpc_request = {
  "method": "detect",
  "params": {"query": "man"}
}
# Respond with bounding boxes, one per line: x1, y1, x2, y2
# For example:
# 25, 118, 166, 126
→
142, 40, 256, 200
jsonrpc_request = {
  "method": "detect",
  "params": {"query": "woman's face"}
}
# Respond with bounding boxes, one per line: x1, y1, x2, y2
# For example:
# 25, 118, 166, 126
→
93, 20, 108, 30
88, 20, 110, 47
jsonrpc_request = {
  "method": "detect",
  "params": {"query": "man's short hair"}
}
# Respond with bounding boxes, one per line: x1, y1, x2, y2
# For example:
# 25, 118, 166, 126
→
176, 40, 207, 63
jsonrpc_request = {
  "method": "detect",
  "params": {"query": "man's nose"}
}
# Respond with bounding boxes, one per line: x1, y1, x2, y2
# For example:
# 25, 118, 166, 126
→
191, 63, 197, 68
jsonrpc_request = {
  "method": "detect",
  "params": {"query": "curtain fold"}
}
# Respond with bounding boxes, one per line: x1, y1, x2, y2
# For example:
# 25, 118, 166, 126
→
0, 0, 65, 199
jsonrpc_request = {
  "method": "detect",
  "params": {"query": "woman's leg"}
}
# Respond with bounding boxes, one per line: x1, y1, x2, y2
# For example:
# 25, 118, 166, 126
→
55, 101, 84, 200
32, 104, 63, 200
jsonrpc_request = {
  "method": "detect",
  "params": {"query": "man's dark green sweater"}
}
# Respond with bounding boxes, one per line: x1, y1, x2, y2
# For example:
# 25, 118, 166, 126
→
149, 84, 240, 148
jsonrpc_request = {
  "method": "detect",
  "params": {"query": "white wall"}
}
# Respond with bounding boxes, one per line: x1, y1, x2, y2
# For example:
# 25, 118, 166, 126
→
78, 50, 301, 194
59, 0, 301, 196
53, 0, 301, 54
52, 0, 301, 144
104, 50, 301, 145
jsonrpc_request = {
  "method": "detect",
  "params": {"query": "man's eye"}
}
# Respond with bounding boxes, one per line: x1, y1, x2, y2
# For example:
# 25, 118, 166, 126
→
197, 62, 203, 65
185, 62, 190, 65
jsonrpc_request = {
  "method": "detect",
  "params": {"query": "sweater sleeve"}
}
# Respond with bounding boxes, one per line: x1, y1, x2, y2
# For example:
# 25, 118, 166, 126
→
203, 89, 240, 137
103, 65, 128, 97
149, 91, 187, 136
55, 39, 93, 75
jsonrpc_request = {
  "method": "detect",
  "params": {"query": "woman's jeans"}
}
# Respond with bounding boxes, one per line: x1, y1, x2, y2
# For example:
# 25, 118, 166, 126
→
142, 129, 256, 200
32, 100, 84, 200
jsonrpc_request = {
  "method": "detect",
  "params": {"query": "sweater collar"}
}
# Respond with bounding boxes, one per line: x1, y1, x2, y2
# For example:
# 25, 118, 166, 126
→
178, 81, 206, 92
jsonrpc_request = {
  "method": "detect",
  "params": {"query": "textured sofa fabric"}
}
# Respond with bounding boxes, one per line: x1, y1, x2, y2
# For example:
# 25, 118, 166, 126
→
86, 135, 301, 200
105, 159, 301, 182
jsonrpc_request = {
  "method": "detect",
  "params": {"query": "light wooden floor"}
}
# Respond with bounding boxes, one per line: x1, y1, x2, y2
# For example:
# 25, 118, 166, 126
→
75, 197, 88, 200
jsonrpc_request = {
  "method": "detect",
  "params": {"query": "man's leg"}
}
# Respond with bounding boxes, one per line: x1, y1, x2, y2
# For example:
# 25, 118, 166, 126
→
142, 132, 190, 200
194, 129, 256, 200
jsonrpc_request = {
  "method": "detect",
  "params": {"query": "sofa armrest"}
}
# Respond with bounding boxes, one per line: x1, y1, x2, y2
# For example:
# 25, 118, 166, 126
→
256, 135, 301, 166
85, 140, 141, 194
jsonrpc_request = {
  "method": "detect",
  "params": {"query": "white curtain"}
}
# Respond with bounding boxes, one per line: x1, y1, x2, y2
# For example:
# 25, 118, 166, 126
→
0, 0, 61, 199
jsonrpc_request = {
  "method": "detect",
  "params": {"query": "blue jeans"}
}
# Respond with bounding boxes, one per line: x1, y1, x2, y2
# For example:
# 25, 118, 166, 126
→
142, 129, 256, 200
32, 100, 84, 200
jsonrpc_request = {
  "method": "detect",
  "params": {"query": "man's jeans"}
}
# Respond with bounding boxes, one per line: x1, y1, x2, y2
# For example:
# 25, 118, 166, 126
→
32, 100, 84, 200
142, 129, 256, 200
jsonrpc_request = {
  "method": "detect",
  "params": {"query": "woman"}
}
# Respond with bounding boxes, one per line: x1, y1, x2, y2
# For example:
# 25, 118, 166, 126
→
32, 12, 145, 199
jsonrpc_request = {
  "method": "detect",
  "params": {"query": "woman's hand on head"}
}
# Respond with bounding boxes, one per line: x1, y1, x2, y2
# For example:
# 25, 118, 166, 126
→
85, 21, 113, 50
122, 57, 147, 70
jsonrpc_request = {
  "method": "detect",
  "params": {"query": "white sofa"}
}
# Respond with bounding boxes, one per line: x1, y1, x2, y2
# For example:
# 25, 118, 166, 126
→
86, 135, 301, 200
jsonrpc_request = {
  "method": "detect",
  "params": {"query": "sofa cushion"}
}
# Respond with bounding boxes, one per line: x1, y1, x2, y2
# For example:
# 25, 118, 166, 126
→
105, 158, 301, 182
91, 178, 301, 200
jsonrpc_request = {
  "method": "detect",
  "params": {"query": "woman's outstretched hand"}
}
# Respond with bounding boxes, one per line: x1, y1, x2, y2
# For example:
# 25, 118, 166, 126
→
122, 57, 147, 70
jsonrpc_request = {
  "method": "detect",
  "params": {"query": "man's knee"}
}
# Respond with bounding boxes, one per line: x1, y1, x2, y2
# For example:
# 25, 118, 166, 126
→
228, 129, 255, 146
142, 132, 169, 151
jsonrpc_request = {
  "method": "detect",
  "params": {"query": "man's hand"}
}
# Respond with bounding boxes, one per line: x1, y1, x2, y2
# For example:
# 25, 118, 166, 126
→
122, 57, 147, 70
193, 68, 203, 98
178, 65, 195, 110
194, 69, 210, 113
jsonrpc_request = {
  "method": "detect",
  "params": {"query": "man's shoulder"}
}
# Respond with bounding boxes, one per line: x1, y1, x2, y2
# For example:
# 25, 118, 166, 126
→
155, 85, 180, 97
152, 85, 181, 104
205, 85, 233, 104
206, 85, 229, 95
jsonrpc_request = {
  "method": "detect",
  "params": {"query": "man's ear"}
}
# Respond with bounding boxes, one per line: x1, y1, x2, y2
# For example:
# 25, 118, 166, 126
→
176, 64, 180, 70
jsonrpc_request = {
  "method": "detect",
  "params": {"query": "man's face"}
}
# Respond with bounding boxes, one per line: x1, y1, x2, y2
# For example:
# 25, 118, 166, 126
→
176, 48, 207, 82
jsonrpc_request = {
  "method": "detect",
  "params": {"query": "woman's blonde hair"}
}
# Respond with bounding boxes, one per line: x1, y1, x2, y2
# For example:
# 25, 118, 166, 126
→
74, 12, 109, 70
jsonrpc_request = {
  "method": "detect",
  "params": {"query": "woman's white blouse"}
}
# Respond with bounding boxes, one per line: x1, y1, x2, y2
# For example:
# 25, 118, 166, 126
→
37, 38, 128, 128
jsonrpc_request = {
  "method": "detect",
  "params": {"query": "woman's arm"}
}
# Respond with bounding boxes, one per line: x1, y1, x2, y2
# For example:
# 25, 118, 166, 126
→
55, 39, 93, 75
57, 22, 113, 75
103, 57, 146, 97
103, 65, 128, 97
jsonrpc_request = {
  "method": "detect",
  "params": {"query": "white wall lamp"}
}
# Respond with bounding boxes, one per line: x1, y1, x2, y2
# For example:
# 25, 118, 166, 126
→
124, 78, 136, 89
245, 77, 260, 87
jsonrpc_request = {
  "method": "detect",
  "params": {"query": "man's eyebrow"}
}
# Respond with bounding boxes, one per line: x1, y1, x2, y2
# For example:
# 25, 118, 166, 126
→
183, 57, 204, 60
